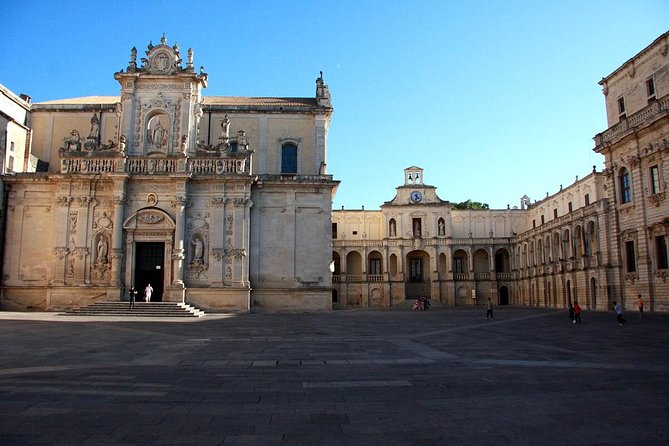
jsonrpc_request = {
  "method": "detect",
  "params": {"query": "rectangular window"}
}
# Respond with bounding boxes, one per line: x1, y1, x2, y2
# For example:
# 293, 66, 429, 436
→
646, 77, 656, 101
541, 215, 545, 225
617, 96, 626, 116
650, 165, 660, 195
332, 223, 337, 239
532, 219, 536, 228
352, 230, 357, 236
620, 170, 632, 204
410, 258, 423, 282
10, 141, 15, 152
369, 259, 381, 275
656, 235, 669, 270
584, 193, 590, 206
553, 209, 558, 219
625, 240, 636, 273
568, 202, 573, 213
7, 156, 14, 172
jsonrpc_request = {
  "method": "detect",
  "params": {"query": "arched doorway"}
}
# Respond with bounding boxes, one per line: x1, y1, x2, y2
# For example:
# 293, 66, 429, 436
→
499, 286, 509, 305
405, 250, 430, 299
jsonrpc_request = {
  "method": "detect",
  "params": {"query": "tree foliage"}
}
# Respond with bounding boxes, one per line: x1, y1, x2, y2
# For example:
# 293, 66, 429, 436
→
452, 199, 490, 210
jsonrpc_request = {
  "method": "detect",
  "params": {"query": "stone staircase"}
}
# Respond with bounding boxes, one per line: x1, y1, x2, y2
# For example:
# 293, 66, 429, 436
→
63, 302, 205, 318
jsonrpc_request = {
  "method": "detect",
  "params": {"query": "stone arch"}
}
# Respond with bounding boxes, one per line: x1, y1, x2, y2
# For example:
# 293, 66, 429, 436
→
331, 251, 341, 275
452, 249, 469, 275
368, 250, 383, 276
494, 248, 511, 273
345, 250, 363, 275
473, 248, 490, 273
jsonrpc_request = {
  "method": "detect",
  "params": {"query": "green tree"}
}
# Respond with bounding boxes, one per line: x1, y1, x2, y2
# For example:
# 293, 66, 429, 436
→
452, 199, 490, 210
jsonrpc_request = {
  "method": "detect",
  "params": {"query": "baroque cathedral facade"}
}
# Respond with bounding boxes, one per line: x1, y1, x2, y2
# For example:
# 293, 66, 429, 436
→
0, 36, 338, 312
1, 32, 668, 313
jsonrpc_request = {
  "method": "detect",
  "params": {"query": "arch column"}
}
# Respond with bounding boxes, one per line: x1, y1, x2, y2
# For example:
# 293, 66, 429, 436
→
111, 195, 125, 287
171, 195, 187, 286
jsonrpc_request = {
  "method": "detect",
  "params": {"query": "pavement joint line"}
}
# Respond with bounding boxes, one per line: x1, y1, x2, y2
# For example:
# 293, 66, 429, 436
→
408, 310, 561, 339
302, 380, 412, 389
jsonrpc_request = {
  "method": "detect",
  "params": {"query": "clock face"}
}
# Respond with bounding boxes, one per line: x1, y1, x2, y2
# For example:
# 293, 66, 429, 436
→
410, 191, 423, 203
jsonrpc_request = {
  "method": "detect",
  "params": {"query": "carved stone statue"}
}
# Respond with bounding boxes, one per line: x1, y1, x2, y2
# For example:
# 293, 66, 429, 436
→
181, 135, 188, 154
62, 130, 82, 151
119, 135, 126, 153
97, 237, 108, 264
88, 114, 100, 140
220, 114, 230, 139
192, 237, 203, 263
148, 119, 166, 148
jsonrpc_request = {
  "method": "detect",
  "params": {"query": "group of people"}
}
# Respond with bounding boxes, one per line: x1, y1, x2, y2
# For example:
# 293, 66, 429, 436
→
412, 297, 431, 311
479, 294, 646, 326
566, 294, 645, 326
568, 301, 583, 324
127, 284, 154, 309
611, 294, 645, 325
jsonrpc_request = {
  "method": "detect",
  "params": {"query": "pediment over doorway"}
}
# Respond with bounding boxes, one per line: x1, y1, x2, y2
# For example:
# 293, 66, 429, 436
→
123, 208, 175, 230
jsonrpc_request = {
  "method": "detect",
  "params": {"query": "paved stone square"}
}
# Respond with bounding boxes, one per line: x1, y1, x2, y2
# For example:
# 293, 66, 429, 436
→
0, 306, 668, 445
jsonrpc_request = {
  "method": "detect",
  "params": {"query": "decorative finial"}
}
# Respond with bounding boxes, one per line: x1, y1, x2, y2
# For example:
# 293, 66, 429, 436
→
148, 40, 153, 50
161, 33, 167, 45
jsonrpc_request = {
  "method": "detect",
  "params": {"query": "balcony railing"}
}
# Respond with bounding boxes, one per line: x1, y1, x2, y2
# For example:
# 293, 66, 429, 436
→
594, 95, 669, 148
60, 155, 251, 175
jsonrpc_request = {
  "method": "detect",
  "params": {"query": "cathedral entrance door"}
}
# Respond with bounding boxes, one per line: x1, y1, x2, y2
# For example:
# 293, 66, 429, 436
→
135, 242, 165, 302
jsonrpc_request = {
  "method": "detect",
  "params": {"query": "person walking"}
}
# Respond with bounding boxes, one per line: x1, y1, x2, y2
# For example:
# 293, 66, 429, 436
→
568, 303, 575, 323
613, 301, 626, 325
144, 283, 153, 303
485, 298, 494, 320
128, 286, 137, 310
573, 301, 582, 324
637, 294, 644, 318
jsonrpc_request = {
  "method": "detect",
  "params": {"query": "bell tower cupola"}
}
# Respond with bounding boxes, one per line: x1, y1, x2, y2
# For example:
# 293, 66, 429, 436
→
404, 166, 424, 186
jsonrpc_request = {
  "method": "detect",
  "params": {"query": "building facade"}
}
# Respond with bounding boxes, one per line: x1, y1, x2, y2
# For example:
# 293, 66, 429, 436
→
332, 166, 613, 310
0, 36, 338, 312
333, 31, 669, 313
1, 32, 667, 313
594, 31, 669, 312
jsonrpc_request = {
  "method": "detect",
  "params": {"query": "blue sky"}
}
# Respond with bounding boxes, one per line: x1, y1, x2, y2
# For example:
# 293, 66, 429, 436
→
2, 1, 668, 210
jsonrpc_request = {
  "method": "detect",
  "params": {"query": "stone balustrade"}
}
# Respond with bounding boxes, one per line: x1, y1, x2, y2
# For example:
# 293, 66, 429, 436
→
60, 155, 251, 175
594, 95, 669, 147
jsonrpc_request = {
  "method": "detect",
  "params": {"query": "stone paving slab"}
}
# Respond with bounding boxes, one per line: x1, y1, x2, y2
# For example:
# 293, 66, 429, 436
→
0, 307, 668, 445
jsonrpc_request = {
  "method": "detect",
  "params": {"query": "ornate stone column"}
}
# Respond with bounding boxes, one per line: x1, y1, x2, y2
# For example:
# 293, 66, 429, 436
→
111, 194, 125, 287
171, 195, 187, 286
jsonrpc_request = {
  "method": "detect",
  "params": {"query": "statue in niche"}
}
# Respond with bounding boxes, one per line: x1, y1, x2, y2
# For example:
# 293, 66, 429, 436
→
389, 220, 396, 237
148, 118, 167, 149
96, 236, 108, 265
438, 220, 445, 236
220, 115, 230, 140
192, 237, 204, 263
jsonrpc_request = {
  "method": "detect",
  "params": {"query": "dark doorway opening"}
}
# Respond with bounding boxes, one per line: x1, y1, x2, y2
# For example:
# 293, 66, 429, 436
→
135, 242, 165, 302
499, 286, 509, 305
